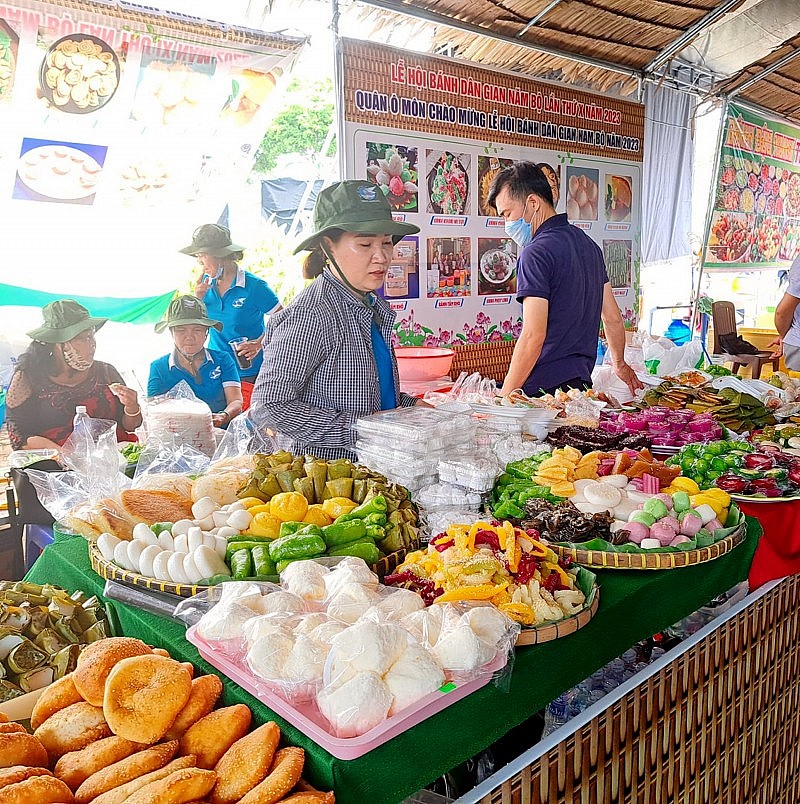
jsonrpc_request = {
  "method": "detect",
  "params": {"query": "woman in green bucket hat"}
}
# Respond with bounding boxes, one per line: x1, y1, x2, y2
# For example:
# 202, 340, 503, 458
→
147, 295, 243, 428
6, 299, 142, 450
249, 180, 426, 459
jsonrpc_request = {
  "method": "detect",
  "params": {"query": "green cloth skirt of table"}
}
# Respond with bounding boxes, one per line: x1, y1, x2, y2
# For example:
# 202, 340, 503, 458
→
26, 520, 760, 804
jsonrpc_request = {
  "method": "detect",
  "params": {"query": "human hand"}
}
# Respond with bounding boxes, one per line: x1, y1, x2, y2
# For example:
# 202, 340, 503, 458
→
767, 337, 783, 359
109, 383, 139, 411
211, 412, 229, 427
414, 399, 434, 409
194, 276, 211, 299
613, 362, 644, 394
235, 339, 263, 361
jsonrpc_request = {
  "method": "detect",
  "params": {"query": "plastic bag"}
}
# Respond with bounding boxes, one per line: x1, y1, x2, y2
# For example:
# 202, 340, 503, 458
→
211, 411, 276, 465
641, 335, 703, 377
144, 381, 215, 457
132, 442, 209, 493
592, 365, 636, 404
26, 417, 131, 522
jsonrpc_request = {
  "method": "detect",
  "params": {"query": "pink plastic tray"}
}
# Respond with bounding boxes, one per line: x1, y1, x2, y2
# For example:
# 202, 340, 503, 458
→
186, 624, 505, 759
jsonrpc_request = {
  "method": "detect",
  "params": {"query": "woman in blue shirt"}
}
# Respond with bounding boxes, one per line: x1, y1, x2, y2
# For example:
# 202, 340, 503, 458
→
250, 181, 424, 460
148, 296, 242, 428
181, 224, 281, 405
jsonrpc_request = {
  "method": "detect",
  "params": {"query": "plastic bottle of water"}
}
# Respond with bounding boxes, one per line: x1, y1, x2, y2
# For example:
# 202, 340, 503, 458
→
72, 405, 89, 432
542, 690, 573, 737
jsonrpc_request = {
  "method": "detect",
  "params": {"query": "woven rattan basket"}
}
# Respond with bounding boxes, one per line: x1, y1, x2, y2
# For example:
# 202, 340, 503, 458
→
449, 340, 516, 383
89, 541, 418, 598
516, 585, 599, 645
549, 520, 746, 570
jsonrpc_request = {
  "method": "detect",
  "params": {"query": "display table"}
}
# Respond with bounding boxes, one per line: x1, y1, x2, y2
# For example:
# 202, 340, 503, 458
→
26, 524, 760, 804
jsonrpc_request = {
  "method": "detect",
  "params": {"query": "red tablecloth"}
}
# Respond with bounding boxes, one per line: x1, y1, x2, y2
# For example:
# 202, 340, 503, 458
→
742, 499, 800, 588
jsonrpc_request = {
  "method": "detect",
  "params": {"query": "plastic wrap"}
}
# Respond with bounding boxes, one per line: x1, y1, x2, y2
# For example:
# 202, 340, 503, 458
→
132, 442, 209, 492
25, 418, 131, 522
354, 407, 475, 451
436, 456, 500, 493
491, 435, 551, 466
416, 482, 484, 511
211, 411, 276, 464
144, 381, 216, 457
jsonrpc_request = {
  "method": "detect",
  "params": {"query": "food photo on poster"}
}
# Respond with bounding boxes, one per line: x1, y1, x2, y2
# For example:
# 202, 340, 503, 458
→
426, 149, 470, 215
427, 236, 472, 298
566, 166, 600, 221
478, 237, 517, 296
0, 17, 19, 102
603, 240, 632, 288
13, 137, 107, 205
366, 141, 419, 211
378, 236, 420, 300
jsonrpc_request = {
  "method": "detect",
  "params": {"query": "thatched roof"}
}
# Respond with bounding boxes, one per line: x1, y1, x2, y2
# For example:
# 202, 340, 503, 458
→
354, 0, 800, 121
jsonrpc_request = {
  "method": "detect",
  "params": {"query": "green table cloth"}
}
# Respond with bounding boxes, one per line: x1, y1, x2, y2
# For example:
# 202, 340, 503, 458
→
26, 522, 760, 803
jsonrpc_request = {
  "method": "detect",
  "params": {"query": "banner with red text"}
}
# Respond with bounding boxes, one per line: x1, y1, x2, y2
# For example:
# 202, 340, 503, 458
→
341, 39, 645, 345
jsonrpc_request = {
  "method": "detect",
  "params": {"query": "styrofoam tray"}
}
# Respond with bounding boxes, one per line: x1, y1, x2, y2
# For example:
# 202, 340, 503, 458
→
186, 624, 504, 759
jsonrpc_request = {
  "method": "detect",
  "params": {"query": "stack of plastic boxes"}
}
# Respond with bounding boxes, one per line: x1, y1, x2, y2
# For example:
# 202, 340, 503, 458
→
354, 408, 477, 494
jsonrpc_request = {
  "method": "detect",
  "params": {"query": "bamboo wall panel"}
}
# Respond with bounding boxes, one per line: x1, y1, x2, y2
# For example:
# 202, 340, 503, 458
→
479, 576, 800, 803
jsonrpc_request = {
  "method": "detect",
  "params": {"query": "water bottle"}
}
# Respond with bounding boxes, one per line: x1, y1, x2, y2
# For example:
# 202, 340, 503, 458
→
73, 405, 89, 432
542, 691, 573, 737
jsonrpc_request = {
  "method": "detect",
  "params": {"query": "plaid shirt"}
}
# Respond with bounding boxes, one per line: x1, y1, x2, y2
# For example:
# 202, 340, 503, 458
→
250, 271, 416, 459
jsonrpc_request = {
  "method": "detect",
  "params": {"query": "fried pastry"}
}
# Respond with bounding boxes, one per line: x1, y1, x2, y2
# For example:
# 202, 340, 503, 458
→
165, 675, 223, 739
0, 765, 52, 787
178, 705, 251, 769
54, 735, 144, 790
122, 767, 216, 804
74, 740, 178, 803
103, 655, 192, 743
33, 702, 110, 760
30, 674, 85, 730
0, 732, 49, 768
73, 637, 152, 706
88, 756, 196, 804
237, 747, 305, 804
210, 721, 279, 803
0, 774, 74, 803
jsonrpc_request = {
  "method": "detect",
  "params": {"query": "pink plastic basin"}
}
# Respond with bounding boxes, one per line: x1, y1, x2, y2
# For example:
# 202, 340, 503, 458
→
395, 347, 455, 381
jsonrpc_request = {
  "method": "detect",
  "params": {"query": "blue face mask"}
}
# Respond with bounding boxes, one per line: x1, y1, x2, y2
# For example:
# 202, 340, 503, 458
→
504, 200, 533, 248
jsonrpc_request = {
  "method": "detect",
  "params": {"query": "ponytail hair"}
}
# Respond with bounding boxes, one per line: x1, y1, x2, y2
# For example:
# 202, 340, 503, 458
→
303, 247, 327, 280
301, 228, 345, 280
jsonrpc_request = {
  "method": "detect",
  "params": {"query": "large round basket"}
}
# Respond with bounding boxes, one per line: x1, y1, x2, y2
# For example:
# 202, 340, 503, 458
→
549, 520, 746, 571
516, 584, 599, 646
89, 541, 418, 598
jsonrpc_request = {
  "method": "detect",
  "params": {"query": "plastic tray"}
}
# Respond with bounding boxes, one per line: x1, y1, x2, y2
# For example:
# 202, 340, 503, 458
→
186, 625, 504, 759
437, 458, 499, 493
355, 407, 474, 444
357, 440, 444, 473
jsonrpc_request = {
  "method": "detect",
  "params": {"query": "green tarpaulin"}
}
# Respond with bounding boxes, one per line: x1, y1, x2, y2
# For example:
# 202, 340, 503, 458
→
0, 284, 174, 324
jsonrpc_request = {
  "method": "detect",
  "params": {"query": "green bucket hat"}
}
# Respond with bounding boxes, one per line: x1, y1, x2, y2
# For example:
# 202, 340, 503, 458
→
293, 180, 420, 254
179, 224, 245, 258
155, 295, 223, 334
27, 300, 107, 344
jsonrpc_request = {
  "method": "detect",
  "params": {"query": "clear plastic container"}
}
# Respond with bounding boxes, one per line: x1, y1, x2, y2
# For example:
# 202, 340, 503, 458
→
416, 482, 484, 511
436, 457, 500, 493
354, 407, 475, 446
356, 440, 444, 472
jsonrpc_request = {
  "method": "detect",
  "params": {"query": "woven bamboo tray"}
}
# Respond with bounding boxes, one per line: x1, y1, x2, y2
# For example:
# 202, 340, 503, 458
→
516, 585, 599, 645
549, 519, 746, 570
89, 541, 418, 598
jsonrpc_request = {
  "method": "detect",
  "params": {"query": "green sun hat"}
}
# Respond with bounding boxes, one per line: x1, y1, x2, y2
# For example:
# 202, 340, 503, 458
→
155, 295, 223, 334
27, 300, 107, 344
292, 180, 420, 254
179, 224, 245, 258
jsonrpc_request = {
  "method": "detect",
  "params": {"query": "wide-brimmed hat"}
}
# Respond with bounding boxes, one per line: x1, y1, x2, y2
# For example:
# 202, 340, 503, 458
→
155, 295, 223, 334
179, 224, 245, 258
27, 300, 107, 344
293, 180, 420, 254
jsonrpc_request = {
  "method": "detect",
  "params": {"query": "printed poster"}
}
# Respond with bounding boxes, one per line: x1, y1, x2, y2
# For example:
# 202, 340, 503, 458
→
341, 39, 645, 346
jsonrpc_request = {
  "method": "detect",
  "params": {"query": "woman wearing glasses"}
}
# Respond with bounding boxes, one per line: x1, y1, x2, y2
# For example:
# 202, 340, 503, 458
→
6, 300, 142, 450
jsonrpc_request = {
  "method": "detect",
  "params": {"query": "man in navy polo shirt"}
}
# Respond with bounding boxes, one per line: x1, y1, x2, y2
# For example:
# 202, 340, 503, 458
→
488, 161, 642, 398
148, 296, 243, 428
